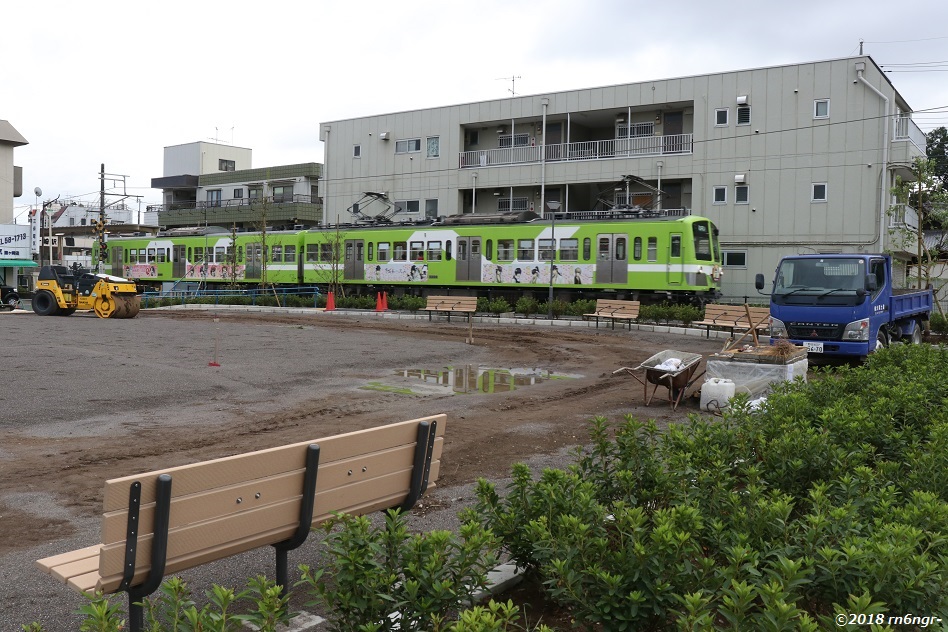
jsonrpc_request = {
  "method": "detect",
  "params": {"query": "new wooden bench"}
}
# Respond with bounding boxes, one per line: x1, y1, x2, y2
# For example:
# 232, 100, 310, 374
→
36, 414, 446, 632
423, 295, 477, 344
695, 304, 770, 340
583, 299, 641, 330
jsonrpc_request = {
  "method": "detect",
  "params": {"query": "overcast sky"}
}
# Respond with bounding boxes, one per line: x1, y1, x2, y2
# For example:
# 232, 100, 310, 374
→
4, 0, 948, 222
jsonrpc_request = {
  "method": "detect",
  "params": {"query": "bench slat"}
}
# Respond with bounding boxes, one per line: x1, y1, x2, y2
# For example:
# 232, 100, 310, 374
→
103, 414, 445, 511
423, 295, 477, 312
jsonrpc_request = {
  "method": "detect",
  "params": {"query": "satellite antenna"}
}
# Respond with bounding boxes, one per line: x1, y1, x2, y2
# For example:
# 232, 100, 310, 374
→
34, 187, 42, 197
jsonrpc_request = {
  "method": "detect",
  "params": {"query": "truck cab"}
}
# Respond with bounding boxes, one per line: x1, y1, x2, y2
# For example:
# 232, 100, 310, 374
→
755, 254, 932, 358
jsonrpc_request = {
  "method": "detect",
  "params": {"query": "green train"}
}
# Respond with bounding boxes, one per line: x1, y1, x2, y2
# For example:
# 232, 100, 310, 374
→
98, 212, 723, 303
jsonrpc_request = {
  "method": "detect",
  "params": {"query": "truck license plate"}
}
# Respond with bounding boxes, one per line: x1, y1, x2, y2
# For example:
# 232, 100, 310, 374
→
804, 342, 823, 353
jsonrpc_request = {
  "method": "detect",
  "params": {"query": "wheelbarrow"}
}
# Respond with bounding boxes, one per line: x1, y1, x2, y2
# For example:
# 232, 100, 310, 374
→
614, 350, 705, 410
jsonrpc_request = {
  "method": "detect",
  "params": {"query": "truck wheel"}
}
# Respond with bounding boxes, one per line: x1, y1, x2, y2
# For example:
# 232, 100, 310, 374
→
874, 329, 888, 351
32, 290, 59, 316
910, 322, 923, 345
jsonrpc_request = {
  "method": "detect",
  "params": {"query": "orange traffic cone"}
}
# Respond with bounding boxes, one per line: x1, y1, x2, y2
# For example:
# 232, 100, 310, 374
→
376, 292, 385, 312
325, 291, 335, 311
382, 292, 388, 310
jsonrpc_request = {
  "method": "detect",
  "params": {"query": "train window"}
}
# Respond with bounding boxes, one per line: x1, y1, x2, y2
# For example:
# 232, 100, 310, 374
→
538, 238, 554, 261
237, 246, 243, 262
445, 240, 452, 261
124, 249, 129, 264
485, 240, 493, 260
497, 239, 514, 261
615, 238, 627, 261
597, 238, 610, 260
187, 248, 192, 262
216, 246, 226, 262
147, 248, 156, 263
633, 237, 642, 260
410, 241, 425, 260
272, 245, 283, 262
367, 243, 374, 262
647, 237, 658, 262
128, 249, 136, 263
583, 238, 591, 260
320, 243, 335, 262
285, 245, 296, 263
306, 244, 319, 262
517, 239, 534, 260
158, 249, 168, 263
693, 221, 713, 261
195, 247, 204, 262
394, 242, 408, 261
560, 239, 578, 261
471, 240, 480, 255
377, 242, 390, 261
345, 242, 353, 262
427, 242, 442, 260
670, 235, 681, 258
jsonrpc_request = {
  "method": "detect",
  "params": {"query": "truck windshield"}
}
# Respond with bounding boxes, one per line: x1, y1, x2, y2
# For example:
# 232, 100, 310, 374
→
772, 258, 865, 304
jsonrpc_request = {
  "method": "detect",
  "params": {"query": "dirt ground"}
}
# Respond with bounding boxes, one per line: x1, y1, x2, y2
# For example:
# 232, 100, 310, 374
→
0, 308, 726, 629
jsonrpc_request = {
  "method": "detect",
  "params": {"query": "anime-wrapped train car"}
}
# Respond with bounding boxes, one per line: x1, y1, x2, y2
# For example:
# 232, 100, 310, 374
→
98, 211, 723, 304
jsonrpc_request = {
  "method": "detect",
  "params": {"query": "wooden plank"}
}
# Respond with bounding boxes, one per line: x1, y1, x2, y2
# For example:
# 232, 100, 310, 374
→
48, 553, 100, 586
101, 438, 441, 543
103, 414, 445, 511
67, 570, 102, 594
36, 544, 101, 572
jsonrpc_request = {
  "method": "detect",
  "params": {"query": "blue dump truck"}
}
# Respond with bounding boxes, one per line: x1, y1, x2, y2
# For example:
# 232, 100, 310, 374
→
755, 253, 933, 359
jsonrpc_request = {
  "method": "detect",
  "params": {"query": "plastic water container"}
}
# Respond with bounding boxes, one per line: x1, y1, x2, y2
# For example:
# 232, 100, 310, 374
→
700, 378, 736, 412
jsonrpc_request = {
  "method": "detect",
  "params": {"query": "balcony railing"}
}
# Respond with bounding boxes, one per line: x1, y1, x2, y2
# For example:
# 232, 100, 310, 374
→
889, 203, 919, 230
155, 194, 322, 213
894, 117, 926, 153
459, 134, 693, 168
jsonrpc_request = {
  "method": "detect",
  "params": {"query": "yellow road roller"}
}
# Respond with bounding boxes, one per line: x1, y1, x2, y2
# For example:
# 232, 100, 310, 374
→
32, 265, 141, 318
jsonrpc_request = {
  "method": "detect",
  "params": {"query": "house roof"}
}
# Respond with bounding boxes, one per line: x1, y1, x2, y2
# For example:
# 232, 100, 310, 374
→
0, 120, 28, 146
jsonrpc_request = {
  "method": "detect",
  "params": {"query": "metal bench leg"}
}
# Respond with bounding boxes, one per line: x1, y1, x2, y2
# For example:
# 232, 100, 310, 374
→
126, 474, 172, 632
397, 420, 437, 512
273, 444, 321, 596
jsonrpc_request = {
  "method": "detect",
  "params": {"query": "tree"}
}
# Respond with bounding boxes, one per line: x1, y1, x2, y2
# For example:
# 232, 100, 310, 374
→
928, 126, 948, 190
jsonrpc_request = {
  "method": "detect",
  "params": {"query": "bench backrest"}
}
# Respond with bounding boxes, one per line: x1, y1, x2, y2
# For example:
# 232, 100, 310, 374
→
94, 414, 445, 593
594, 299, 640, 316
425, 296, 477, 312
702, 304, 770, 325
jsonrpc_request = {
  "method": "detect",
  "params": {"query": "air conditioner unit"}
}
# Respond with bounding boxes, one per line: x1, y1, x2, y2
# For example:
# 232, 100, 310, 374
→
734, 174, 746, 184
379, 132, 390, 140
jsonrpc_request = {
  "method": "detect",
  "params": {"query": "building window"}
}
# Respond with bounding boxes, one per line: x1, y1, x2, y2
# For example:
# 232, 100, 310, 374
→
207, 189, 222, 207
812, 183, 827, 202
735, 185, 749, 204
272, 185, 293, 203
233, 188, 244, 199
219, 159, 236, 171
467, 130, 479, 146
814, 99, 830, 119
426, 137, 440, 158
395, 138, 422, 154
249, 187, 263, 200
736, 104, 751, 125
353, 144, 361, 158
712, 186, 727, 205
425, 199, 439, 220
499, 133, 529, 148
715, 108, 728, 126
396, 200, 420, 215
723, 251, 747, 268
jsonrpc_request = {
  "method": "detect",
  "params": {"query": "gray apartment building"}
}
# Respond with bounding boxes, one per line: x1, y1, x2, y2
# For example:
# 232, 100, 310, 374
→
319, 55, 925, 301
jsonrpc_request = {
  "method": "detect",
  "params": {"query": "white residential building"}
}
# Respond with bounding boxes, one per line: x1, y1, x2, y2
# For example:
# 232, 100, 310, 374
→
319, 55, 926, 301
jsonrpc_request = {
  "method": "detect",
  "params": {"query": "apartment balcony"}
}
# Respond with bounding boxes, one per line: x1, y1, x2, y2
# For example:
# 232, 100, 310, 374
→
155, 195, 323, 229
893, 116, 926, 153
889, 203, 919, 231
459, 133, 693, 169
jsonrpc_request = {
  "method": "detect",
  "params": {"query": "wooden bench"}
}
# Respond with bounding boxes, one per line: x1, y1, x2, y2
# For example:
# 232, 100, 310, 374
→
583, 299, 641, 330
695, 304, 770, 340
423, 295, 477, 344
36, 414, 446, 632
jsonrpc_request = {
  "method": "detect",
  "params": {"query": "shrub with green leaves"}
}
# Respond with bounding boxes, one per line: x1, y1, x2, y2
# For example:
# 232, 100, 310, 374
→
486, 297, 512, 316
515, 296, 541, 317
298, 509, 499, 632
473, 344, 948, 630
565, 298, 596, 317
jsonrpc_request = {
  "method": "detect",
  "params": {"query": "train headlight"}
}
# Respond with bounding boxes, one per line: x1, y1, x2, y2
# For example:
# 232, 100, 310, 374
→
770, 317, 787, 338
842, 318, 870, 341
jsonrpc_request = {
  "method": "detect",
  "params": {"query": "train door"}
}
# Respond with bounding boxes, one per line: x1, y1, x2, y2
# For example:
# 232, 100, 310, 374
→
344, 239, 365, 280
111, 246, 124, 276
667, 233, 683, 285
172, 245, 187, 278
595, 234, 628, 284
455, 236, 481, 281
245, 242, 262, 279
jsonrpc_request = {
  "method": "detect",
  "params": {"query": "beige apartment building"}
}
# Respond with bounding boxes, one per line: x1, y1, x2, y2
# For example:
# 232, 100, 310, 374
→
319, 55, 925, 301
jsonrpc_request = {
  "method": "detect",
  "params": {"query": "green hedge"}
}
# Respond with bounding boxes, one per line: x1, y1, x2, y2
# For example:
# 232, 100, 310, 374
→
470, 344, 948, 630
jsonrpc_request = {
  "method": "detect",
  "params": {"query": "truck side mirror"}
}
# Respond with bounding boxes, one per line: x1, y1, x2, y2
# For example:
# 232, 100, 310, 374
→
866, 274, 877, 292
755, 273, 765, 290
